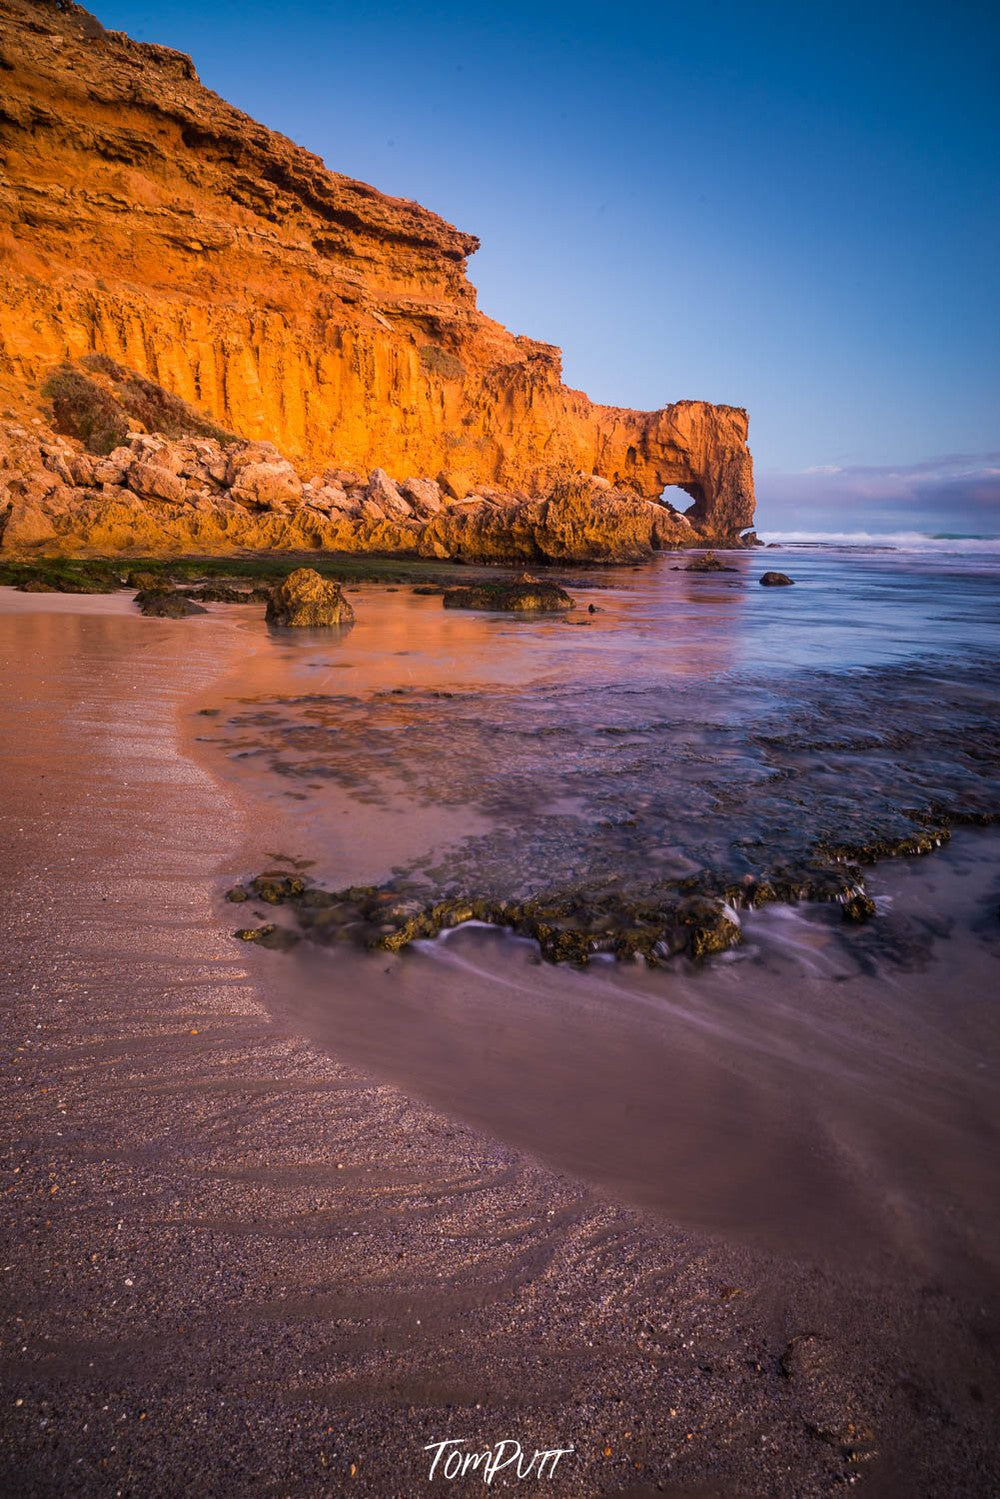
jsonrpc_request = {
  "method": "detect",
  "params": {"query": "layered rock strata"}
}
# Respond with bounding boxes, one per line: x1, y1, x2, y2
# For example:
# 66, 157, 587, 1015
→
0, 417, 715, 562
0, 0, 755, 557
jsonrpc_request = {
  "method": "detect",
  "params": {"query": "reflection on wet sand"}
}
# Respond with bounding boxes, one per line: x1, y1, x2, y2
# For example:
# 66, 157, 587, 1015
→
3, 571, 1000, 1496
261, 835, 1000, 1283
177, 550, 1000, 1287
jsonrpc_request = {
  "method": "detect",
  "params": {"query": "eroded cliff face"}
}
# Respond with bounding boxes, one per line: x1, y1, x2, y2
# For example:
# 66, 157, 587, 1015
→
0, 0, 755, 546
0, 411, 709, 563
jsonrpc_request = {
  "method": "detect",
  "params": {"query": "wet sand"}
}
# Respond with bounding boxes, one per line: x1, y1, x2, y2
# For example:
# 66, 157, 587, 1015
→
1, 588, 999, 1497
261, 849, 1000, 1282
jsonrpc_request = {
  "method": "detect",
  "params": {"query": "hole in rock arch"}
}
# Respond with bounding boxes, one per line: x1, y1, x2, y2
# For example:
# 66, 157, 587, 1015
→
659, 481, 706, 516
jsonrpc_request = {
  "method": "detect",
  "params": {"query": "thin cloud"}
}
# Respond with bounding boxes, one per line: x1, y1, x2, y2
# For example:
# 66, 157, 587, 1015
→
758, 452, 1000, 533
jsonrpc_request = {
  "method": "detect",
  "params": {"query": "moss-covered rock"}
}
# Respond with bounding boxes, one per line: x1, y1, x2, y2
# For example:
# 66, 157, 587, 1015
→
184, 583, 271, 603
1, 560, 120, 594
126, 570, 171, 592
248, 873, 307, 903
134, 588, 207, 618
672, 896, 743, 957
265, 567, 355, 627
841, 889, 877, 922
233, 923, 299, 949
442, 574, 574, 612
680, 550, 735, 573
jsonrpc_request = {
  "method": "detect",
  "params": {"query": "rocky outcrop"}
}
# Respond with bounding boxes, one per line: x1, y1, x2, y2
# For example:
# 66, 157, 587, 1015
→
135, 588, 206, 618
681, 551, 735, 573
0, 0, 755, 551
265, 568, 354, 628
0, 417, 716, 563
442, 576, 574, 612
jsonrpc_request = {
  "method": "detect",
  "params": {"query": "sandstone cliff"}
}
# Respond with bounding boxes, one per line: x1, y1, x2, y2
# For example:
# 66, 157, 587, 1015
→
0, 0, 755, 556
0, 404, 708, 563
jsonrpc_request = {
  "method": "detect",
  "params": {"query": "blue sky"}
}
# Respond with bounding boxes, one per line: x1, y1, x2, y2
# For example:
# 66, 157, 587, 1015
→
97, 0, 1000, 531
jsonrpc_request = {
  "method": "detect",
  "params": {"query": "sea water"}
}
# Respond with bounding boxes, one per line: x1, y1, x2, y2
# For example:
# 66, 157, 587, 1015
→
182, 543, 1000, 1275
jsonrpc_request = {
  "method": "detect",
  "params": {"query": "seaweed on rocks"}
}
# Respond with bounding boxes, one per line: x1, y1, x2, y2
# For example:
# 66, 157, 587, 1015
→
674, 551, 736, 574
233, 923, 300, 950
182, 582, 272, 604
226, 873, 744, 965
226, 806, 1000, 965
0, 559, 121, 593
134, 588, 206, 617
442, 575, 574, 612
210, 648, 1000, 967
222, 863, 888, 966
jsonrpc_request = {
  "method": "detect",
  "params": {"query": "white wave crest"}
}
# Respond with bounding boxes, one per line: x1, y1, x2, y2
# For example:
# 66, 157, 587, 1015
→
757, 530, 1000, 554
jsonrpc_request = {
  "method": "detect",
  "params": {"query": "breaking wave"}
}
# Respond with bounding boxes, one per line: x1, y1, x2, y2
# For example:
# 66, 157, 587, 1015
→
757, 530, 1000, 553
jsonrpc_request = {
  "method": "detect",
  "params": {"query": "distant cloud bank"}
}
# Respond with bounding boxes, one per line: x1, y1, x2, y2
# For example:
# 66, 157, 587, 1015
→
757, 453, 1000, 535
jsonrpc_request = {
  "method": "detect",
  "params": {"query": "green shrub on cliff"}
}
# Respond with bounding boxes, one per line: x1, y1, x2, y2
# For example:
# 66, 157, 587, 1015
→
43, 367, 129, 454
43, 357, 236, 453
419, 344, 466, 382
80, 355, 236, 444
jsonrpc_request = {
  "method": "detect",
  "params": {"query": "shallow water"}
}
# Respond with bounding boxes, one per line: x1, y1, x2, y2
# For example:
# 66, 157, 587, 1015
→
193, 548, 1000, 904
264, 832, 997, 1271
7, 584, 1000, 1497
175, 547, 1000, 1276
4, 549, 999, 1283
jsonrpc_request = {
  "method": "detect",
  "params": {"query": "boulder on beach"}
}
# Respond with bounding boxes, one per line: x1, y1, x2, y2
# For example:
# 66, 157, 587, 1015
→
442, 574, 574, 612
134, 588, 207, 617
760, 571, 795, 586
183, 582, 271, 604
265, 567, 355, 627
680, 550, 735, 573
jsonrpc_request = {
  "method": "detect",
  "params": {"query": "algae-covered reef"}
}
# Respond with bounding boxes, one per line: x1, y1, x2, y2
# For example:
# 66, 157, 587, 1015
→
227, 860, 890, 966
211, 654, 1000, 967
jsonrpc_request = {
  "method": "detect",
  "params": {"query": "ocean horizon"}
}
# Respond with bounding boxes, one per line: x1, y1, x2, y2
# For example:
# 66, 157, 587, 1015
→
2, 1, 997, 1494
757, 528, 1000, 552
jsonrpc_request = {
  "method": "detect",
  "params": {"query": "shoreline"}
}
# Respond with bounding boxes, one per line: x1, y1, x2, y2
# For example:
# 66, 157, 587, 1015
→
170, 565, 999, 971
2, 590, 999, 1496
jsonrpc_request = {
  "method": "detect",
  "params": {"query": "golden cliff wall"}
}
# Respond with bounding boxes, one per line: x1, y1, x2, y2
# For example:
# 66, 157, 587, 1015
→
0, 0, 755, 534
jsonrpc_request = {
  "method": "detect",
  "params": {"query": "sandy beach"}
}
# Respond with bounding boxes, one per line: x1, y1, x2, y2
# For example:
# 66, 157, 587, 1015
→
1, 1, 997, 1492
1, 586, 998, 1498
